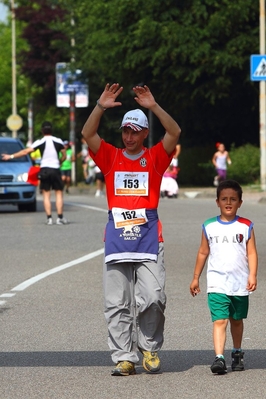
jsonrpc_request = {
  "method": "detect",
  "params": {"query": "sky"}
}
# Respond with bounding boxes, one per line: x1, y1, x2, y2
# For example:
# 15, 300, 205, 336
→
0, 2, 8, 23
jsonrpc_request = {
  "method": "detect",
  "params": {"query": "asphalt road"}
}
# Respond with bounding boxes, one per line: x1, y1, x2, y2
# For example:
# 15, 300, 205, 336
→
0, 189, 265, 399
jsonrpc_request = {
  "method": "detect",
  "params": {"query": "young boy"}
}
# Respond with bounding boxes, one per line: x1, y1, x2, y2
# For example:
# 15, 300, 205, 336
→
190, 180, 258, 374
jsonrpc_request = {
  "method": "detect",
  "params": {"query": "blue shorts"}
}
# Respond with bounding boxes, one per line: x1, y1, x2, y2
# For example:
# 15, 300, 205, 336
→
208, 293, 249, 322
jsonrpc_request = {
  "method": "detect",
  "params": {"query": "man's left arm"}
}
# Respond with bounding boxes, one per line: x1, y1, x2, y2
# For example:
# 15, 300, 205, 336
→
151, 103, 181, 155
133, 85, 181, 155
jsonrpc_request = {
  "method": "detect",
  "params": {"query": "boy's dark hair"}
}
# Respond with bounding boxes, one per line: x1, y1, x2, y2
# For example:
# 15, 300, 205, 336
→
217, 179, 243, 200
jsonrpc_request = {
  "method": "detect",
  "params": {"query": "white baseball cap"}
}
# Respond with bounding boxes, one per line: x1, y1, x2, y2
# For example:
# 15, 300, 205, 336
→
120, 109, 149, 131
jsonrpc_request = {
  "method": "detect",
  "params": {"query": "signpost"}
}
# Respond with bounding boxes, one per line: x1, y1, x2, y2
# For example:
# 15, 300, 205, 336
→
55, 63, 89, 186
69, 91, 77, 185
55, 62, 89, 108
250, 0, 266, 191
259, 0, 266, 190
6, 114, 23, 132
250, 55, 266, 81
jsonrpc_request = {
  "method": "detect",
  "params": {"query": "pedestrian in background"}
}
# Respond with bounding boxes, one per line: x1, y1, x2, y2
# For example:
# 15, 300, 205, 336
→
2, 121, 69, 225
94, 165, 105, 197
212, 142, 231, 186
172, 142, 181, 167
82, 82, 181, 376
77, 137, 89, 182
190, 179, 258, 374
86, 156, 96, 185
61, 140, 75, 194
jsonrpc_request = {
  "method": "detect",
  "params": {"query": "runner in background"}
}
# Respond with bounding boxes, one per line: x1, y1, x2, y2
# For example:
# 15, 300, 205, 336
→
61, 140, 75, 194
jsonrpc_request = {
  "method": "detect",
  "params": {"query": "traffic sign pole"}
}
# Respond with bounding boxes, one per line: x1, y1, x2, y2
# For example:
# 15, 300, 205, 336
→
11, 0, 18, 138
6, 114, 23, 132
260, 0, 266, 190
69, 91, 77, 186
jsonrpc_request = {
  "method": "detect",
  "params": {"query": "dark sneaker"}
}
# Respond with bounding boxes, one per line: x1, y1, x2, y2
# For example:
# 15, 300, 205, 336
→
111, 361, 136, 376
141, 350, 161, 373
231, 351, 244, 371
210, 356, 227, 374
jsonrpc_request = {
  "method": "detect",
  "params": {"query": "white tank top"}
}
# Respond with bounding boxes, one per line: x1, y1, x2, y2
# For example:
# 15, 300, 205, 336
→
216, 153, 227, 170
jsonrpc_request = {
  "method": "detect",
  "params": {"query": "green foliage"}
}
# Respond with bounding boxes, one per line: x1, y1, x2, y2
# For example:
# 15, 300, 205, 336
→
0, 0, 262, 150
178, 145, 214, 186
69, 0, 259, 147
179, 143, 260, 187
0, 20, 32, 133
16, 0, 68, 89
227, 144, 260, 184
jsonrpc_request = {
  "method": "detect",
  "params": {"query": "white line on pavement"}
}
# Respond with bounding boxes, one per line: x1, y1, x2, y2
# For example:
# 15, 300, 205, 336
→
11, 248, 104, 292
0, 201, 106, 305
64, 202, 107, 213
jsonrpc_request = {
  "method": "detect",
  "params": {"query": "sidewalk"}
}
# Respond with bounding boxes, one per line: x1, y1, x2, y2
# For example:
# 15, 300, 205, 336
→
67, 183, 266, 203
179, 186, 266, 203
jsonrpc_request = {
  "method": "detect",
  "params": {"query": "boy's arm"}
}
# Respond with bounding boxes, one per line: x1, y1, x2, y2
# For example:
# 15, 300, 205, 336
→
246, 228, 258, 291
190, 231, 210, 297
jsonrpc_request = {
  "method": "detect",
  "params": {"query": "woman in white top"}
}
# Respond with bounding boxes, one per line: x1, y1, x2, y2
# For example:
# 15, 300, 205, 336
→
212, 142, 231, 186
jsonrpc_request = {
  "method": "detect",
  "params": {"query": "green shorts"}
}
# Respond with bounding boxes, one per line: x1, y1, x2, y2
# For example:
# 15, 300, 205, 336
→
208, 293, 249, 322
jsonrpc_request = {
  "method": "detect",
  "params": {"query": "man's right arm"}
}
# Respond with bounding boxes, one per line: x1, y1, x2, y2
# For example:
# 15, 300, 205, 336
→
2, 147, 33, 161
81, 105, 103, 155
82, 83, 123, 154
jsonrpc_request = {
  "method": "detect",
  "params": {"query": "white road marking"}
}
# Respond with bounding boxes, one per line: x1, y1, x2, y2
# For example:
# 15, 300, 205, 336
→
65, 202, 107, 213
0, 200, 106, 305
11, 248, 104, 292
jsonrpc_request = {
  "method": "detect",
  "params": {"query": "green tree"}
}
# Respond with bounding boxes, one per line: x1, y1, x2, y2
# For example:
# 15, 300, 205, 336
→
227, 144, 260, 184
0, 19, 32, 135
1, 0, 261, 150
69, 0, 259, 147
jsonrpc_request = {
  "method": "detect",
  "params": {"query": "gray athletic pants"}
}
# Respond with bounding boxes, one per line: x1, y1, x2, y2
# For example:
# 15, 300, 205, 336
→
103, 242, 166, 364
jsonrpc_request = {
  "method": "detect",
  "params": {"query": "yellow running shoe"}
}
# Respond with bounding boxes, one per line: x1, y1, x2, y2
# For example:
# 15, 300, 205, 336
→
141, 350, 161, 372
111, 361, 136, 376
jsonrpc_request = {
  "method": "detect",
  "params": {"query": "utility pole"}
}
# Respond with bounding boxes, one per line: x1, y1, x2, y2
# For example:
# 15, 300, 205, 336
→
7, 0, 23, 136
69, 91, 77, 185
27, 99, 33, 144
260, 0, 266, 190
11, 0, 18, 137
148, 110, 153, 148
70, 13, 77, 185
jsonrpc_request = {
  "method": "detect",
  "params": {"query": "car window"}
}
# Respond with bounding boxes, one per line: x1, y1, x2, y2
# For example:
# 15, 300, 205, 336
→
0, 142, 29, 162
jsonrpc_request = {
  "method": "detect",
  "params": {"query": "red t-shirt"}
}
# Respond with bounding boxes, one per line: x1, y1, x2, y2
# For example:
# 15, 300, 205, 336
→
89, 140, 173, 210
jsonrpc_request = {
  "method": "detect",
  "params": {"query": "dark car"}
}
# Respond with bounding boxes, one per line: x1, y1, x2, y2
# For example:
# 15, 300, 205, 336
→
0, 137, 37, 212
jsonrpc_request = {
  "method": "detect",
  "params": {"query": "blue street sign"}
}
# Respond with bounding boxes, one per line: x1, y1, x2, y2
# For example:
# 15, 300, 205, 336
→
250, 55, 266, 81
56, 62, 89, 108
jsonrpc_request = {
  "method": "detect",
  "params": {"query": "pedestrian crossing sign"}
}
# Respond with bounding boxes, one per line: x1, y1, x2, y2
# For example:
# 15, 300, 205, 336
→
250, 55, 266, 81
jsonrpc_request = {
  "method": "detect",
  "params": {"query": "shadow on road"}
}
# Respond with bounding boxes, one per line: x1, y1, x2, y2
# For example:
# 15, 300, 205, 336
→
0, 350, 265, 371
